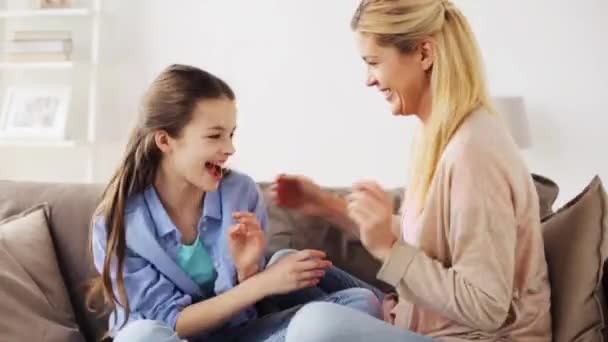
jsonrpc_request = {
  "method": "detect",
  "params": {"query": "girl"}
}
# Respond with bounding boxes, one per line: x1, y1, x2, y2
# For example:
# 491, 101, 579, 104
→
87, 64, 382, 342
277, 0, 552, 341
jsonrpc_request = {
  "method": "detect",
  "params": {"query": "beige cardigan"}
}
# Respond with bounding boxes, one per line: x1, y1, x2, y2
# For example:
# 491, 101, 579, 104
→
377, 110, 552, 341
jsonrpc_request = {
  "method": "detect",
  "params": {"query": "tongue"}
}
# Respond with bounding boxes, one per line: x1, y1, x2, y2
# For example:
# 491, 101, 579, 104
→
205, 163, 222, 179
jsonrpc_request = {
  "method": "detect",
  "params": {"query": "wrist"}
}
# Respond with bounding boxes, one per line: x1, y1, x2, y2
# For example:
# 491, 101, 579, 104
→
248, 270, 273, 298
237, 264, 259, 283
374, 239, 397, 262
319, 191, 342, 218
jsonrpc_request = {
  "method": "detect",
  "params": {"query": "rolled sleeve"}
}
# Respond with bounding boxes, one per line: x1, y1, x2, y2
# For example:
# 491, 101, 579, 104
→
377, 242, 418, 287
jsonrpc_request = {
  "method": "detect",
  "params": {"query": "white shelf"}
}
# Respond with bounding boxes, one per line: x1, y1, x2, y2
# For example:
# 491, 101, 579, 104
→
0, 61, 73, 70
0, 139, 79, 148
0, 8, 92, 18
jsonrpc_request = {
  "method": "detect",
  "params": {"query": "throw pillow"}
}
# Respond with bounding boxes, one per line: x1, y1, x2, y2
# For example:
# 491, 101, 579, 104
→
0, 204, 85, 342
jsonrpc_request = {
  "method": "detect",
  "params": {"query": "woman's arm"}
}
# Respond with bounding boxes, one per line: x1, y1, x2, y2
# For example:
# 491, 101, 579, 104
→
321, 191, 402, 239
318, 191, 360, 238
271, 175, 402, 239
377, 151, 517, 332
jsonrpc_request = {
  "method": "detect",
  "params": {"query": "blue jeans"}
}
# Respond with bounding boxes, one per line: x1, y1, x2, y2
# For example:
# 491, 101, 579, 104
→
113, 249, 383, 342
286, 302, 434, 342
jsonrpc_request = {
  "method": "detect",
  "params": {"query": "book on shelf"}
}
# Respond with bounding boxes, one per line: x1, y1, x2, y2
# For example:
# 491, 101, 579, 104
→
6, 39, 72, 54
3, 31, 72, 63
13, 30, 72, 41
3, 52, 70, 62
39, 0, 73, 9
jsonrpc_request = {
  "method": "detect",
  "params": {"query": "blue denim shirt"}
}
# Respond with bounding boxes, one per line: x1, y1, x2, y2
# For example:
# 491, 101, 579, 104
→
91, 171, 269, 337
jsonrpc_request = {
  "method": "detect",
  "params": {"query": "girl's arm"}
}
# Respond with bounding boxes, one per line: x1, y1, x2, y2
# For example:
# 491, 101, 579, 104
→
177, 249, 329, 337
175, 273, 267, 337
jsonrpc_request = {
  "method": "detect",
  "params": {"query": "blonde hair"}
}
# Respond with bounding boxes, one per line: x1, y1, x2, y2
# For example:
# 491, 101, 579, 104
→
352, 0, 493, 206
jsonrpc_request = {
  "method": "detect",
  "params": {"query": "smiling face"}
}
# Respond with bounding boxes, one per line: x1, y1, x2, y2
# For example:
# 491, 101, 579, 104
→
356, 32, 433, 118
156, 97, 237, 192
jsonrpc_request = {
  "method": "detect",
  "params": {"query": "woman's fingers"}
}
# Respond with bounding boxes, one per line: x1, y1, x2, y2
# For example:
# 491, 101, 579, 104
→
347, 192, 384, 213
353, 181, 390, 203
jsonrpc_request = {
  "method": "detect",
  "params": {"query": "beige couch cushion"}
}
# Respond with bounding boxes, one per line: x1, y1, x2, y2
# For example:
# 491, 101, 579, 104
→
543, 176, 608, 342
0, 204, 85, 342
533, 173, 560, 219
0, 181, 106, 341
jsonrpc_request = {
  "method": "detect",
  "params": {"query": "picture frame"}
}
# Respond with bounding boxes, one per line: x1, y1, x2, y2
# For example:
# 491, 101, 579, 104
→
0, 86, 71, 140
39, 0, 72, 9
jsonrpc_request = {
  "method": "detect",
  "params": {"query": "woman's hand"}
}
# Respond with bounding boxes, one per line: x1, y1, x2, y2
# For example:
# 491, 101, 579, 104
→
258, 249, 332, 296
346, 181, 397, 261
228, 212, 265, 282
268, 174, 329, 217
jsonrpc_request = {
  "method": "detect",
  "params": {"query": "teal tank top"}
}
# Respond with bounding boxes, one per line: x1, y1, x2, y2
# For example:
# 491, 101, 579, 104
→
176, 236, 217, 295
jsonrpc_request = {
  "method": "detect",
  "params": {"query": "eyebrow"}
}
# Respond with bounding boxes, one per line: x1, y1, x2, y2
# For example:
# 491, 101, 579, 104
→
207, 126, 237, 132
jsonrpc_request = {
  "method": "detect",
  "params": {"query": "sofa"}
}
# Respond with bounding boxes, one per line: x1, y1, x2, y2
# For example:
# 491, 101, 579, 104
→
0, 174, 607, 342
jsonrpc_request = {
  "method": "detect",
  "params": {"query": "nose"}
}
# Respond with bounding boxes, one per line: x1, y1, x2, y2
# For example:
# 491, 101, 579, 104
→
224, 138, 236, 156
366, 71, 378, 88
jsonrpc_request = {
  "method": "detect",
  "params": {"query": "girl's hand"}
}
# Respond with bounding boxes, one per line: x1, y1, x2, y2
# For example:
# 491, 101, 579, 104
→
228, 212, 265, 282
258, 249, 332, 296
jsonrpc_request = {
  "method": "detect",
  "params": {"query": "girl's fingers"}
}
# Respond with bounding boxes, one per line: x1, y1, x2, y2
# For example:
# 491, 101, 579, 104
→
297, 278, 320, 289
228, 224, 246, 238
237, 216, 261, 230
294, 249, 326, 261
232, 212, 256, 220
294, 259, 332, 272
296, 270, 326, 281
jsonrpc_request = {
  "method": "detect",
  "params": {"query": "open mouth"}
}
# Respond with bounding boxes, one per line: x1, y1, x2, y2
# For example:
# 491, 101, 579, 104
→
204, 161, 224, 181
381, 89, 393, 100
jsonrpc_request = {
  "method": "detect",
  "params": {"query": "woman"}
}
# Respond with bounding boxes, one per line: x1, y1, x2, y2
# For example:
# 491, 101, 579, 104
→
276, 0, 552, 341
87, 64, 381, 342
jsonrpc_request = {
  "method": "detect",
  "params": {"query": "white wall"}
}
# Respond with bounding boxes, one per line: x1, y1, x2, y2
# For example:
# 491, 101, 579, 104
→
457, 0, 608, 205
3, 0, 607, 206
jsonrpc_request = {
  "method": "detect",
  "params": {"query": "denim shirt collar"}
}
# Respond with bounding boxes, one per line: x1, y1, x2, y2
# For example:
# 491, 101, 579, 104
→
143, 185, 223, 238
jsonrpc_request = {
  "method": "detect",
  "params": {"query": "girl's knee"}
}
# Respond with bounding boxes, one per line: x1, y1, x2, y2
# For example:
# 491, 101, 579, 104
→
286, 302, 341, 342
114, 320, 181, 342
330, 288, 382, 319
267, 248, 298, 267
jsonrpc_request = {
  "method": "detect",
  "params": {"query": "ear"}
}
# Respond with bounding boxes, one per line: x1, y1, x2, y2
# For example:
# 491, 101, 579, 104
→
418, 39, 435, 72
154, 130, 172, 154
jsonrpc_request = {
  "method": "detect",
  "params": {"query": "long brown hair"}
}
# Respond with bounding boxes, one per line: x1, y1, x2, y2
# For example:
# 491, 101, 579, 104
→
86, 64, 235, 329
